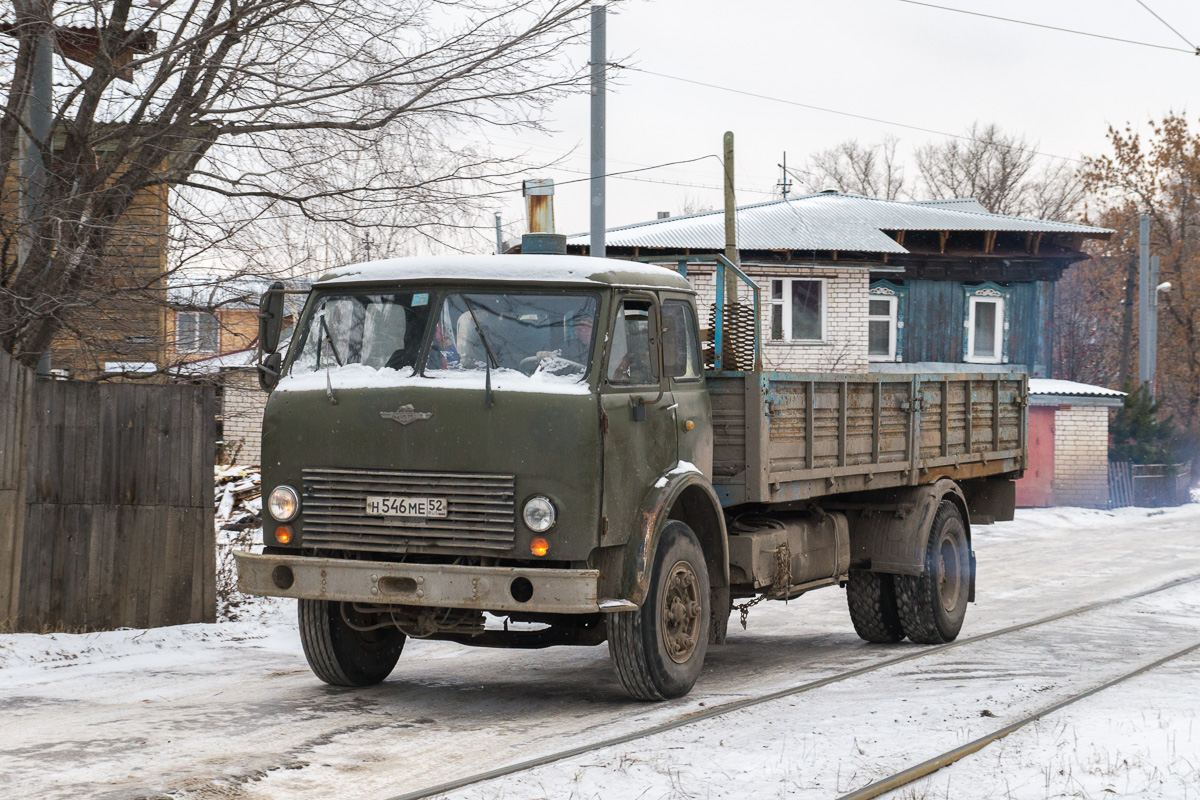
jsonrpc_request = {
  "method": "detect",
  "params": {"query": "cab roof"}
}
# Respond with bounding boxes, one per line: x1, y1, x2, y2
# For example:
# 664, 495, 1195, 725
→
316, 254, 694, 292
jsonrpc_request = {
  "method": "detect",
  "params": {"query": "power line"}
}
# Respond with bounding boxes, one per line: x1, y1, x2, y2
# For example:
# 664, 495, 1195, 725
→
1134, 0, 1198, 51
898, 0, 1199, 56
622, 66, 1086, 164
533, 160, 776, 196
468, 154, 773, 203
478, 134, 777, 185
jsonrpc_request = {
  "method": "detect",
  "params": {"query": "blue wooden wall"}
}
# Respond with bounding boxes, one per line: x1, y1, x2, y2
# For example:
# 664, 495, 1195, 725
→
902, 280, 1052, 374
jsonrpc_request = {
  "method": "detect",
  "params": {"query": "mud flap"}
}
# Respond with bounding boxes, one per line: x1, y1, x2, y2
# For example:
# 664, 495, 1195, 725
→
709, 585, 730, 645
968, 550, 977, 603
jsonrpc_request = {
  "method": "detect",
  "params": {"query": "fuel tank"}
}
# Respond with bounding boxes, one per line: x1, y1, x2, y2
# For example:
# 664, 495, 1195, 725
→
727, 511, 850, 591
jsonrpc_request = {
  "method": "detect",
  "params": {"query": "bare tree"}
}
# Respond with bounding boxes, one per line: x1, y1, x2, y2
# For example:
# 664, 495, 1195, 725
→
914, 122, 1083, 219
1, 0, 601, 370
797, 135, 906, 200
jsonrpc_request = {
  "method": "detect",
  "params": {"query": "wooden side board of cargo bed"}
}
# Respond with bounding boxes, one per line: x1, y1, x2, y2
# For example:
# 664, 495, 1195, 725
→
707, 371, 1027, 507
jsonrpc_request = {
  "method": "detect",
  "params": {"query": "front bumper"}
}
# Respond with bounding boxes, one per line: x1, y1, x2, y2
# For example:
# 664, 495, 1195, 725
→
235, 552, 613, 614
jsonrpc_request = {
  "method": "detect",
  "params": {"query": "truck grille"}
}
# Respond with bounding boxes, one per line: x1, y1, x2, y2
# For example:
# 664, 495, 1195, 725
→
301, 468, 516, 553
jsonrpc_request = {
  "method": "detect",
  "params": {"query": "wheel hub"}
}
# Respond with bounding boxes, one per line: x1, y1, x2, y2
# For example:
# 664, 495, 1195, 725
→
937, 533, 963, 613
660, 560, 702, 664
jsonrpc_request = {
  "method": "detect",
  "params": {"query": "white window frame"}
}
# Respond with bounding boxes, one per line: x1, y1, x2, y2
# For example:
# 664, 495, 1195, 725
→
867, 292, 898, 362
177, 311, 219, 354
768, 277, 826, 343
965, 294, 1004, 364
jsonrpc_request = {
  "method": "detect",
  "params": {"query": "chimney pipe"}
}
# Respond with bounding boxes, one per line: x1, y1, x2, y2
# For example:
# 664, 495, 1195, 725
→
521, 178, 567, 255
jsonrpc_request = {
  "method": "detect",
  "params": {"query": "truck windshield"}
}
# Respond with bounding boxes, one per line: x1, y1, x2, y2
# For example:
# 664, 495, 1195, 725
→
425, 293, 598, 381
290, 291, 434, 375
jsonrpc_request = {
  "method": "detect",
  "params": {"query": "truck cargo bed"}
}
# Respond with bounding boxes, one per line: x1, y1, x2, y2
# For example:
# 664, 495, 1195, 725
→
708, 371, 1027, 507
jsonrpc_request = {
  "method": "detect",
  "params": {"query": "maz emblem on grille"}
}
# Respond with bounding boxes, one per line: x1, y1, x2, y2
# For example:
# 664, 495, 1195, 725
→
381, 404, 433, 425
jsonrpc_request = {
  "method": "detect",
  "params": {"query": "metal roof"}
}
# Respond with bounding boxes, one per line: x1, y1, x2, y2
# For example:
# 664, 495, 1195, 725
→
566, 192, 1113, 254
317, 255, 692, 291
1028, 379, 1126, 398
905, 198, 994, 214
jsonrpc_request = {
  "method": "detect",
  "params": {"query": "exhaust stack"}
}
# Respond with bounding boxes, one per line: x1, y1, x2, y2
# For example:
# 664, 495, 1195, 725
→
521, 178, 567, 255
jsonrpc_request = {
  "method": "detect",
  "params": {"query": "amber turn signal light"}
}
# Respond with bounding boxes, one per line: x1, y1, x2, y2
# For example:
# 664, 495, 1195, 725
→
275, 525, 293, 544
530, 537, 550, 556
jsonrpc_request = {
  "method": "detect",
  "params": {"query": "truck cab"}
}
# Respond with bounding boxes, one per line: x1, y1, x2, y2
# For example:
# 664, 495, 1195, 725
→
238, 255, 728, 698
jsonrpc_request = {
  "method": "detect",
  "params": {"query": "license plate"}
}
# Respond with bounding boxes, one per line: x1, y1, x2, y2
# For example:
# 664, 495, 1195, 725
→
366, 496, 448, 518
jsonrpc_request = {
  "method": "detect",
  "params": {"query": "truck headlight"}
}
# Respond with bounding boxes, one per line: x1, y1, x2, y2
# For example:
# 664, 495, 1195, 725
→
523, 496, 556, 533
268, 485, 300, 521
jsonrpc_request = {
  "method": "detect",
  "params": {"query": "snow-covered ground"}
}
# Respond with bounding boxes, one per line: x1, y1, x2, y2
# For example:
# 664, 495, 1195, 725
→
2, 502, 1200, 800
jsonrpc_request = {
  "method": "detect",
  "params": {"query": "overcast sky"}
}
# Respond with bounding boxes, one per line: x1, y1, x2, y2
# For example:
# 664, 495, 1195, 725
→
472, 0, 1200, 251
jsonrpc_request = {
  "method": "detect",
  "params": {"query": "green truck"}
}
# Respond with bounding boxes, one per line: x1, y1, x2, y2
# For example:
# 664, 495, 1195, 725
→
236, 254, 1023, 700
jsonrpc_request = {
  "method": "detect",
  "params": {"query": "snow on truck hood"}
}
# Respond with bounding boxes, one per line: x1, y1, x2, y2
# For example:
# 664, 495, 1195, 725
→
275, 363, 592, 395
316, 254, 694, 291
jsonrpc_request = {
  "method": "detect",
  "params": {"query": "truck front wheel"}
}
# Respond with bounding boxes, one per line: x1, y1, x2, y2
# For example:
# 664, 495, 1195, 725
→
298, 599, 405, 686
894, 501, 970, 644
607, 521, 711, 701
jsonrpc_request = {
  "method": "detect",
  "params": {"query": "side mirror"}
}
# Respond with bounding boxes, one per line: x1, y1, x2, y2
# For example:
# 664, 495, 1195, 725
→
258, 281, 285, 354
258, 352, 282, 391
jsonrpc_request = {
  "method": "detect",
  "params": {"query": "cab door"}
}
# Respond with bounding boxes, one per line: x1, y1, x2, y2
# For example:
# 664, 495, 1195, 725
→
600, 293, 677, 545
661, 296, 712, 478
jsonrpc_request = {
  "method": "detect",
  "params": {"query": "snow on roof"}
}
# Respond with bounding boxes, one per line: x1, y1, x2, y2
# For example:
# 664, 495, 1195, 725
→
1028, 379, 1126, 398
565, 191, 1113, 254
317, 255, 693, 290
172, 348, 258, 376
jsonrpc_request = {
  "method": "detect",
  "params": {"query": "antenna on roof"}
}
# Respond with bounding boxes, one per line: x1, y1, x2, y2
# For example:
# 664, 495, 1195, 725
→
777, 152, 792, 200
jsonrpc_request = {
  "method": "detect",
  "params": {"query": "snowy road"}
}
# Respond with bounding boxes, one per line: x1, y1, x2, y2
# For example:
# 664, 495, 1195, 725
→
3, 503, 1200, 800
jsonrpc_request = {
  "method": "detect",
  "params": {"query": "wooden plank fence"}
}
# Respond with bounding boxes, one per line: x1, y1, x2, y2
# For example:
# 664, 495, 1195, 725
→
0, 350, 216, 631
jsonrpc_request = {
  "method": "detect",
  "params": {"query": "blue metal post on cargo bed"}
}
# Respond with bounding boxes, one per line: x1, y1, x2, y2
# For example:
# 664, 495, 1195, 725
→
630, 254, 762, 372
713, 254, 762, 371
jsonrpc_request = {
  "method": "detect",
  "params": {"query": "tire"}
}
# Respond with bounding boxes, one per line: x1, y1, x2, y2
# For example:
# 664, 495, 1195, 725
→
607, 521, 711, 701
846, 570, 904, 643
298, 599, 405, 687
895, 500, 971, 645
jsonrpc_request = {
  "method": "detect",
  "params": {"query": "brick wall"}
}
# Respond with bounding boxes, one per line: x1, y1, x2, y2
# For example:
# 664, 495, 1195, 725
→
221, 369, 266, 466
1052, 405, 1109, 508
688, 265, 869, 373
171, 306, 261, 362
46, 183, 170, 377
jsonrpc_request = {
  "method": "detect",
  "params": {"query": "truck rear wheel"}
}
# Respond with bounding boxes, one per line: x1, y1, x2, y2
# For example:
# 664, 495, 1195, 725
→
846, 570, 904, 643
298, 599, 405, 687
895, 501, 970, 644
607, 521, 710, 701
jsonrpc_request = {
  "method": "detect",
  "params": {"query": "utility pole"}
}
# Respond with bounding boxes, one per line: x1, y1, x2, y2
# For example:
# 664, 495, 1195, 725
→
1119, 251, 1136, 387
723, 131, 738, 274
1138, 214, 1152, 393
1148, 254, 1159, 398
494, 212, 504, 254
20, 9, 55, 375
21, 16, 53, 246
722, 131, 739, 367
589, 4, 606, 258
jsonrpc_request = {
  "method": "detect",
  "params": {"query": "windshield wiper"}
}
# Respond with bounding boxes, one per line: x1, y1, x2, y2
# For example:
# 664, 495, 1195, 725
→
463, 297, 499, 408
318, 315, 344, 367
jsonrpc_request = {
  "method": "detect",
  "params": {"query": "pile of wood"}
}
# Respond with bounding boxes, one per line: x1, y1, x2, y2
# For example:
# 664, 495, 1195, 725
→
215, 465, 262, 532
